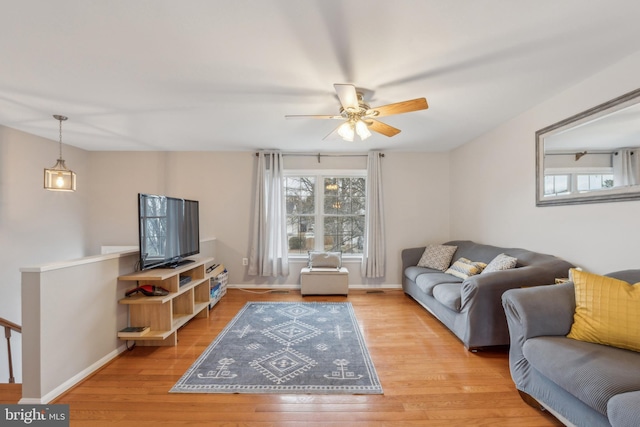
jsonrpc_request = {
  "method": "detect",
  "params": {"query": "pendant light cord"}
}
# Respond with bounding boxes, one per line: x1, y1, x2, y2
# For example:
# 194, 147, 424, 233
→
58, 118, 63, 160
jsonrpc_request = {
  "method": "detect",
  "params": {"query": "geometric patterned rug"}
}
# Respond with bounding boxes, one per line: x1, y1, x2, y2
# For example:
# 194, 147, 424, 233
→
170, 302, 383, 394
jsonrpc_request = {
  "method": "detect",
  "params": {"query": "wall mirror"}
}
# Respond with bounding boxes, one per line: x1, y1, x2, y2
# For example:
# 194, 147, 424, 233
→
536, 88, 640, 206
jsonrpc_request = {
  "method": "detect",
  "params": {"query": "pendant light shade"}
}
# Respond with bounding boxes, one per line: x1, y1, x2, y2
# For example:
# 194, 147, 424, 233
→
44, 115, 76, 191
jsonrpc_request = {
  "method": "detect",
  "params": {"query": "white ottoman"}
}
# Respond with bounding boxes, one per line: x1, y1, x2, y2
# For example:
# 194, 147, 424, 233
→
300, 267, 349, 296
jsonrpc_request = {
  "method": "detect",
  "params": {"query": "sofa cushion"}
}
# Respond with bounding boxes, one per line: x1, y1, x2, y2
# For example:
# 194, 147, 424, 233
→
445, 257, 487, 279
523, 336, 640, 417
404, 266, 441, 282
415, 272, 462, 296
416, 244, 457, 271
567, 269, 640, 352
482, 253, 517, 274
433, 283, 462, 311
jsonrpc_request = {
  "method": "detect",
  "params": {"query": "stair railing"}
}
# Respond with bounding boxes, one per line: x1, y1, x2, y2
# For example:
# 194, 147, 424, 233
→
1, 317, 21, 383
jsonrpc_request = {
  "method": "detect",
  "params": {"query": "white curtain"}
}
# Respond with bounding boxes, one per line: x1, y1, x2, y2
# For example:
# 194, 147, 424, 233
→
361, 151, 385, 278
612, 148, 640, 187
248, 151, 289, 277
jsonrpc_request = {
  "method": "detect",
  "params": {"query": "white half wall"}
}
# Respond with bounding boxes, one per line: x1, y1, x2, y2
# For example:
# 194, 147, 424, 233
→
450, 49, 640, 274
0, 125, 89, 384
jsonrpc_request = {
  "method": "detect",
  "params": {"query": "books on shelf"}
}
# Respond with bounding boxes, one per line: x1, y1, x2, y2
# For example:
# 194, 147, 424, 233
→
118, 326, 150, 337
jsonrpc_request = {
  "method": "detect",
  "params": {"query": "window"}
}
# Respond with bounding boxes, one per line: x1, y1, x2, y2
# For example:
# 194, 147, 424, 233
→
285, 172, 366, 256
576, 174, 614, 192
544, 168, 614, 196
544, 174, 570, 196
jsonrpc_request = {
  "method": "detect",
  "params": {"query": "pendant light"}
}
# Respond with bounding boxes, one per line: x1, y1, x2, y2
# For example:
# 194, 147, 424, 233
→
44, 115, 76, 191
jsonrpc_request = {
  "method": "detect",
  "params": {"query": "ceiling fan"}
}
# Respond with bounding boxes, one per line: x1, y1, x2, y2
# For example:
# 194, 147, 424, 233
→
285, 84, 428, 141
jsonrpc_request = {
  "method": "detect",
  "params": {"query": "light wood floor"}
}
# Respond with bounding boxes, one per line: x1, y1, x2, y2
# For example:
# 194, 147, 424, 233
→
36, 290, 565, 425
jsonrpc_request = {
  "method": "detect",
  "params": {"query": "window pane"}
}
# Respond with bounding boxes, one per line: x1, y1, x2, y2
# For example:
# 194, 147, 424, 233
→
555, 176, 569, 193
351, 178, 365, 198
603, 175, 614, 188
287, 216, 315, 254
285, 176, 316, 253
323, 215, 364, 254
544, 175, 569, 196
324, 196, 340, 214
352, 196, 365, 215
325, 178, 338, 195
576, 175, 589, 191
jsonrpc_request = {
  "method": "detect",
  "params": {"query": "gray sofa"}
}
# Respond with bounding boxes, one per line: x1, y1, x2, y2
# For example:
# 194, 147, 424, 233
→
502, 270, 640, 427
401, 240, 574, 350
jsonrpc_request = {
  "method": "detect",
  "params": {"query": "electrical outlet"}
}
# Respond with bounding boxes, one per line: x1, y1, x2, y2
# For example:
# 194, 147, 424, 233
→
242, 258, 248, 266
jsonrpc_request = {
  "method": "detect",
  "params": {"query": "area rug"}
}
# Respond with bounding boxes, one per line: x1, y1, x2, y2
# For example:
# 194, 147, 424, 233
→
170, 301, 383, 394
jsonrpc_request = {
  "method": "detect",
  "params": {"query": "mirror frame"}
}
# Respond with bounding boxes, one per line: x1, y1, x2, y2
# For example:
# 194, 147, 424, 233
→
536, 88, 640, 206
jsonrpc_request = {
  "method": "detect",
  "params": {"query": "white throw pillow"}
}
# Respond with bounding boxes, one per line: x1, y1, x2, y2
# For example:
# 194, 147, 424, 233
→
308, 251, 342, 269
416, 245, 457, 271
482, 253, 517, 274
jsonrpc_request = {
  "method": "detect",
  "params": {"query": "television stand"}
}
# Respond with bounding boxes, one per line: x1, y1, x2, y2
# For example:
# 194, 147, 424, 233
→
118, 257, 225, 346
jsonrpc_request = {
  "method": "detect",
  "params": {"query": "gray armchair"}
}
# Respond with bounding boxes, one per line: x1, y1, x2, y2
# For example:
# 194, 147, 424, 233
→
502, 271, 640, 427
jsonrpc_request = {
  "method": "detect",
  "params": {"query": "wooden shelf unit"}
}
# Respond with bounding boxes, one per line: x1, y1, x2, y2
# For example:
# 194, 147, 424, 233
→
118, 257, 225, 346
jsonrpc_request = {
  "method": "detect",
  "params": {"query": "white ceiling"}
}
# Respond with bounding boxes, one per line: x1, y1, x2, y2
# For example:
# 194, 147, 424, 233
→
1, 0, 640, 153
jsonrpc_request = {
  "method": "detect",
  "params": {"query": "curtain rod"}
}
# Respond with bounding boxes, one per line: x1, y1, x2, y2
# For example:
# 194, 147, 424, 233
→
255, 152, 384, 163
545, 150, 614, 156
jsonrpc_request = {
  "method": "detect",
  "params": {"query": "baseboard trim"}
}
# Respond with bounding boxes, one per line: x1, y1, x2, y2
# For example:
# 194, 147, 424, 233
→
19, 344, 128, 404
227, 284, 402, 290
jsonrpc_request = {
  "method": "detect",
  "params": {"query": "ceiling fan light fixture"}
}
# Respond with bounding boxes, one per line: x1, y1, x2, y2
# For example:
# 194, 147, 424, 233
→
287, 84, 428, 141
337, 121, 355, 141
355, 119, 371, 140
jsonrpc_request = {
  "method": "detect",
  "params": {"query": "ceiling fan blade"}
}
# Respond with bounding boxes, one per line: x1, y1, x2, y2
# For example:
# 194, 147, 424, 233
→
368, 119, 401, 137
285, 114, 343, 119
323, 124, 343, 140
334, 84, 359, 110
370, 98, 428, 118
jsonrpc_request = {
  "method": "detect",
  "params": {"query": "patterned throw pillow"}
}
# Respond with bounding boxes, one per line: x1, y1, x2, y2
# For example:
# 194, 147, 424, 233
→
445, 257, 487, 280
567, 269, 640, 352
416, 245, 457, 271
482, 253, 518, 274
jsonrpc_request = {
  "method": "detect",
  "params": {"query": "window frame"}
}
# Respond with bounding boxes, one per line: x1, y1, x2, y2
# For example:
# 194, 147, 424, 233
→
284, 169, 367, 260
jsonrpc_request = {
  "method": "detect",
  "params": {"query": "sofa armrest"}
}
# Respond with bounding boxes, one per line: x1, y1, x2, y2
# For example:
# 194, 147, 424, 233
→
456, 262, 573, 348
501, 282, 575, 340
460, 263, 571, 315
501, 282, 575, 389
401, 247, 425, 271
608, 391, 640, 427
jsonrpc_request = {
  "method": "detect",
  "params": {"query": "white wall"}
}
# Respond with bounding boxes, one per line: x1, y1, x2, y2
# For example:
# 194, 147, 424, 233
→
86, 150, 451, 288
0, 125, 89, 384
450, 50, 640, 274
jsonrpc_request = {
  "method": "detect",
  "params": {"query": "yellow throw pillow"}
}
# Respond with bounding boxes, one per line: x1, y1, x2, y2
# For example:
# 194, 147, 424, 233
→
444, 257, 487, 280
567, 269, 640, 352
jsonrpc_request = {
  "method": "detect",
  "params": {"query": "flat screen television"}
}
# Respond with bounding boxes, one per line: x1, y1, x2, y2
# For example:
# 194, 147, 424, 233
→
138, 193, 200, 270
